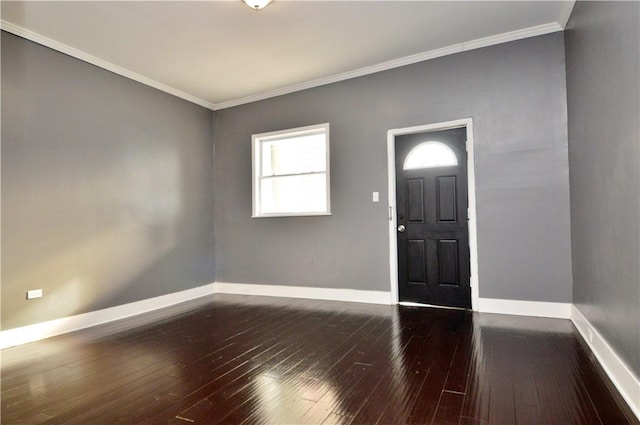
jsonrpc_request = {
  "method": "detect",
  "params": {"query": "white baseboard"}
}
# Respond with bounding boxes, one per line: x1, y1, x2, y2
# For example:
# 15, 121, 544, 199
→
2, 282, 638, 421
477, 297, 571, 319
214, 282, 392, 305
0, 283, 216, 349
0, 282, 390, 349
1, 289, 566, 349
571, 305, 640, 420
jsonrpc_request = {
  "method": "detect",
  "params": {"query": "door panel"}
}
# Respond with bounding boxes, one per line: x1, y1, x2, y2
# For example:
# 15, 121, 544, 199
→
437, 176, 457, 222
407, 240, 427, 284
395, 127, 470, 308
438, 239, 459, 285
407, 179, 425, 222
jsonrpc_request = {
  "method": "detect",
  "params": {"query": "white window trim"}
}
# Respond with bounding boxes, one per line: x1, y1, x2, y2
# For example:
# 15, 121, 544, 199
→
252, 123, 331, 218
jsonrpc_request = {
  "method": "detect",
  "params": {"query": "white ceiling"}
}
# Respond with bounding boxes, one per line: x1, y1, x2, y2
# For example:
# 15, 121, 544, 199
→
1, 1, 575, 110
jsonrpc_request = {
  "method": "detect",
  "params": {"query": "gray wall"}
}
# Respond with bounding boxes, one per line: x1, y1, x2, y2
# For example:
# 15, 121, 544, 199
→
214, 33, 572, 303
1, 32, 215, 330
565, 2, 640, 377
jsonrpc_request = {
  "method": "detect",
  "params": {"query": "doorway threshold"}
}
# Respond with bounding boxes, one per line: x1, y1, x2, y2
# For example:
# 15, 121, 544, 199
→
398, 301, 468, 311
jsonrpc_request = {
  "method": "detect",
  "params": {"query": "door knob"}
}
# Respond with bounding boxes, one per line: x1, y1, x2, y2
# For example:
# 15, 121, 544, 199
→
397, 224, 406, 233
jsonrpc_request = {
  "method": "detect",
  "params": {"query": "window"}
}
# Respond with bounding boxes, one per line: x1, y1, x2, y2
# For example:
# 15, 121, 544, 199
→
403, 141, 458, 170
252, 123, 330, 217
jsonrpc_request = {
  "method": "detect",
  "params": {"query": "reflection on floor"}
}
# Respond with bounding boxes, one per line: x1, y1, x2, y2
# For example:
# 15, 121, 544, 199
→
2, 294, 637, 424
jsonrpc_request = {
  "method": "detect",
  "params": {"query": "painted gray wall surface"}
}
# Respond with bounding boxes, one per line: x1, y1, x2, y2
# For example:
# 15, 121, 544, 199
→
565, 2, 640, 377
1, 32, 215, 330
214, 33, 572, 303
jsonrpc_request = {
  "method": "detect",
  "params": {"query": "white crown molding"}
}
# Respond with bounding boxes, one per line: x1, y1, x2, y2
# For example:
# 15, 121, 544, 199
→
214, 282, 392, 305
213, 22, 563, 110
477, 297, 571, 319
557, 0, 577, 29
0, 18, 561, 112
571, 305, 640, 420
0, 20, 217, 111
213, 43, 462, 110
461, 22, 562, 51
0, 283, 216, 349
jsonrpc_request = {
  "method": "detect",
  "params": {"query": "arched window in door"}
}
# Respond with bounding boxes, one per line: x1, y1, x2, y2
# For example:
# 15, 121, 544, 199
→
403, 141, 458, 170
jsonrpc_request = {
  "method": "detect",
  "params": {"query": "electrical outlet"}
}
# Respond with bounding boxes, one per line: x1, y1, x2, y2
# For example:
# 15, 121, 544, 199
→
26, 289, 43, 300
372, 191, 379, 202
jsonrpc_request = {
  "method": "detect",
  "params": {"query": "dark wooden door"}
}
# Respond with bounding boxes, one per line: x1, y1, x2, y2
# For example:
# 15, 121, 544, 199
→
395, 127, 470, 308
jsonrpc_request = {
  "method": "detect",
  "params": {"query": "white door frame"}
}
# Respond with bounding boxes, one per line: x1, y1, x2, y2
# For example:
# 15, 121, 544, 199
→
387, 118, 480, 310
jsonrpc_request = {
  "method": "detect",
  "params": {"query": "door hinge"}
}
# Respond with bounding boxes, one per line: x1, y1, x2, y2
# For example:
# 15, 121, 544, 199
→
389, 206, 393, 221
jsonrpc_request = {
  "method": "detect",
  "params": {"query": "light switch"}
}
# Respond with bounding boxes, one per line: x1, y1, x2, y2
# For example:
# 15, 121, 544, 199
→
372, 192, 379, 202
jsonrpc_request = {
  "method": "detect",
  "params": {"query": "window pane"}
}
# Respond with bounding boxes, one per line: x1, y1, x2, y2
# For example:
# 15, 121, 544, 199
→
403, 141, 458, 170
253, 122, 330, 217
261, 133, 326, 176
261, 173, 327, 214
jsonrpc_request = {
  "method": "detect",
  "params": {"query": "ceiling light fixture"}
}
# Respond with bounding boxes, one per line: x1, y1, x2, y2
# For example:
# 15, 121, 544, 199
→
243, 0, 272, 10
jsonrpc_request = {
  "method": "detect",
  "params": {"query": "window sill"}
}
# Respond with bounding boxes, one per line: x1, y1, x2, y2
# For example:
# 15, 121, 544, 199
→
252, 212, 332, 218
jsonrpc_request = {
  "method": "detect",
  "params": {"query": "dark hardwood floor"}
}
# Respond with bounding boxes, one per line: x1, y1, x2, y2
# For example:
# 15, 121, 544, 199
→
1, 294, 637, 425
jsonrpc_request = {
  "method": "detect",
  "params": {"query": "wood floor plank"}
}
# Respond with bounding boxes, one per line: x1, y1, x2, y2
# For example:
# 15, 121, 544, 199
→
148, 305, 378, 424
371, 335, 430, 425
302, 331, 397, 422
251, 316, 391, 424
486, 331, 518, 425
405, 311, 467, 424
40, 302, 316, 423
457, 337, 488, 424
1, 295, 637, 425
432, 390, 465, 425
534, 332, 602, 425
570, 335, 639, 425
132, 305, 332, 424
443, 318, 474, 394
